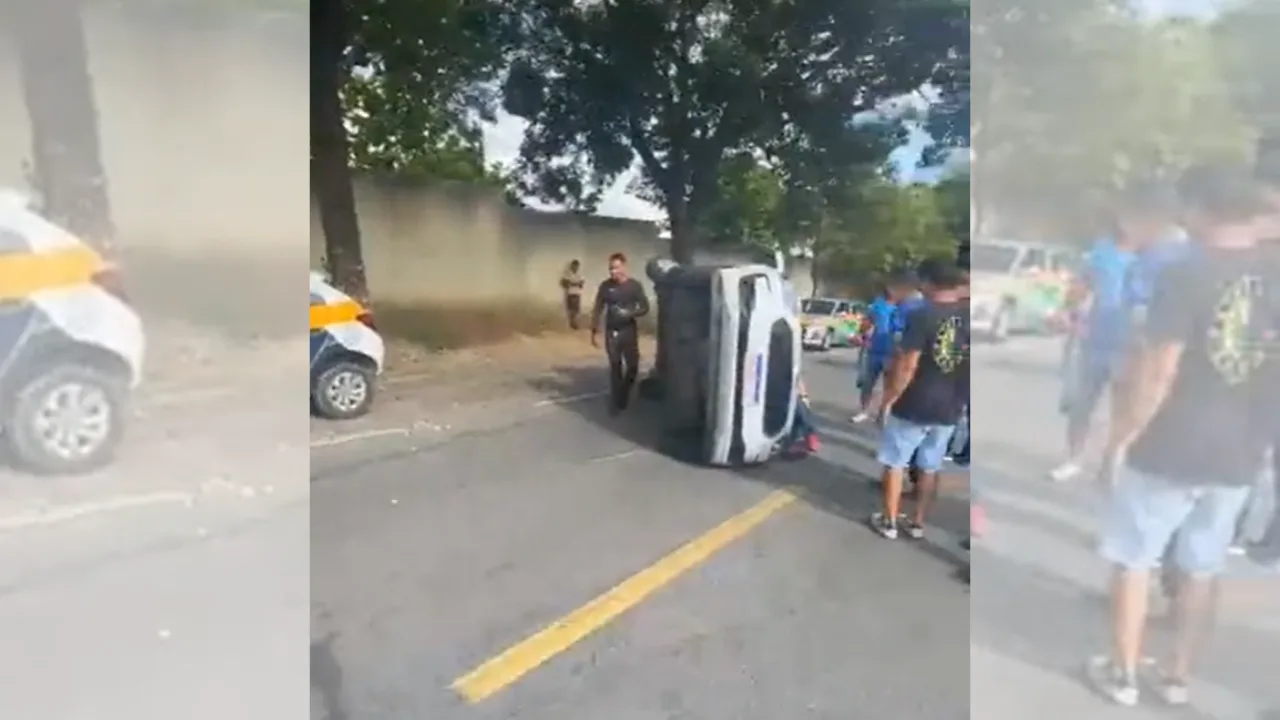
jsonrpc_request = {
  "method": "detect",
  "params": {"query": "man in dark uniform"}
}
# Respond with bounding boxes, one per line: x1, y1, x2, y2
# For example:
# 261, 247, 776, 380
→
590, 252, 650, 413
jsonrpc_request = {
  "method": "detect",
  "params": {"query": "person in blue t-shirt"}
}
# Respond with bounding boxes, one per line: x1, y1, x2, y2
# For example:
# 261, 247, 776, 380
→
1051, 184, 1178, 482
852, 272, 917, 423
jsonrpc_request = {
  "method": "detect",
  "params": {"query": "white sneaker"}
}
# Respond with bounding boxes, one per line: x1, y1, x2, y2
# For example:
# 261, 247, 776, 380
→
1227, 544, 1246, 557
1050, 461, 1083, 482
850, 412, 870, 423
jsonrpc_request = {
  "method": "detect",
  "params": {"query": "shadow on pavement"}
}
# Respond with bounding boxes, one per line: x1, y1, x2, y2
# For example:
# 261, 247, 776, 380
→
527, 364, 969, 580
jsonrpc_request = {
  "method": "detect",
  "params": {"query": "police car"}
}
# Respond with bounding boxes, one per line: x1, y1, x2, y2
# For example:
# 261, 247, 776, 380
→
0, 189, 144, 474
309, 271, 384, 419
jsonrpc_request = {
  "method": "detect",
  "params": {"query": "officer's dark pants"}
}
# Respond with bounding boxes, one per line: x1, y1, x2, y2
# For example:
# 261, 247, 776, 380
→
606, 325, 640, 410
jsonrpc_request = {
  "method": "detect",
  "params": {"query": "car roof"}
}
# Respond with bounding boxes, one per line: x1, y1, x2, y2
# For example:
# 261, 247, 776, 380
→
974, 238, 1072, 253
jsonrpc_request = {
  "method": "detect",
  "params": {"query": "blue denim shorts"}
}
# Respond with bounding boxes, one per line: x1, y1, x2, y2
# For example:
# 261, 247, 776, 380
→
859, 352, 889, 391
876, 413, 956, 472
1100, 465, 1253, 576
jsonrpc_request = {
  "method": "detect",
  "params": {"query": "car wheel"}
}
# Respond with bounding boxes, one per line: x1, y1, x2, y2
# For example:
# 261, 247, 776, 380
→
5, 363, 128, 475
312, 359, 376, 419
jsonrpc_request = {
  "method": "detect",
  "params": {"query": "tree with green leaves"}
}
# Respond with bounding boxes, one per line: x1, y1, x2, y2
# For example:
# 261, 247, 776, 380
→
973, 3, 1253, 241
501, 0, 968, 264
313, 0, 512, 297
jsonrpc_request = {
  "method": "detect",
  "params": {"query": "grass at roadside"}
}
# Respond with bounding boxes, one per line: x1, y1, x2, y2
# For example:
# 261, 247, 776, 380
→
375, 299, 656, 353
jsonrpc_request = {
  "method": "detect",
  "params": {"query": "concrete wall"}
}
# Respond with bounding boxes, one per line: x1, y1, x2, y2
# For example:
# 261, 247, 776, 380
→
0, 6, 309, 258
311, 176, 825, 307
312, 176, 666, 306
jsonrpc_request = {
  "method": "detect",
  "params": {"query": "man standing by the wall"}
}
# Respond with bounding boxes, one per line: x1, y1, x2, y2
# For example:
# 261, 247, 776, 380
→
590, 253, 650, 414
561, 259, 586, 329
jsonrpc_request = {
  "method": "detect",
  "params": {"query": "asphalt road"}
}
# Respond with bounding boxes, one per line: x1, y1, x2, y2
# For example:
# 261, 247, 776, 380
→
968, 337, 1278, 720
5, 336, 1273, 719
310, 349, 970, 720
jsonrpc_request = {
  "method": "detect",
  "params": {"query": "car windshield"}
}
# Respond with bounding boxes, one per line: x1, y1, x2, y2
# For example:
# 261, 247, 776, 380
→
970, 244, 1022, 273
801, 299, 837, 315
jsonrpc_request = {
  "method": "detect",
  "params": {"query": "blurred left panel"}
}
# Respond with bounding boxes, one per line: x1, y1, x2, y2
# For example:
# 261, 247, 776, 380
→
0, 1, 310, 718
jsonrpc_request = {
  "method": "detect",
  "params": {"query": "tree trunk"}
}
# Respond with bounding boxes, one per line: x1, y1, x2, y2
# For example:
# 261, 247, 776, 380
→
311, 0, 369, 300
9, 1, 114, 253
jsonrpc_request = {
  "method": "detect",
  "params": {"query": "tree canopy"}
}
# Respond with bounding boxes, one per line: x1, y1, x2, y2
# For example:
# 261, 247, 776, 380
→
971, 1, 1258, 241
500, 0, 968, 262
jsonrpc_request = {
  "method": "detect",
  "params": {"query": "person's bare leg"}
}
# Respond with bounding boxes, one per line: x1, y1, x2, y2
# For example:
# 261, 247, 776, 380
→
1168, 574, 1216, 683
882, 465, 905, 521
1110, 566, 1151, 678
911, 469, 940, 528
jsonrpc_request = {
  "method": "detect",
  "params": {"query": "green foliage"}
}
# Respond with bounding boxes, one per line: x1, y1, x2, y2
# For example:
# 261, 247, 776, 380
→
974, 2, 1255, 239
342, 0, 513, 186
699, 153, 959, 289
816, 178, 955, 289
1214, 0, 1280, 135
500, 0, 968, 261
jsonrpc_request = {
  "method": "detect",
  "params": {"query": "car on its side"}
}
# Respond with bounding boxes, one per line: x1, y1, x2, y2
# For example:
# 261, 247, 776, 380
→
310, 272, 384, 419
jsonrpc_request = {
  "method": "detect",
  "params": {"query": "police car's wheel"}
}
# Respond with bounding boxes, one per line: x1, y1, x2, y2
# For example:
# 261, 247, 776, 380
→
312, 360, 376, 419
7, 364, 127, 475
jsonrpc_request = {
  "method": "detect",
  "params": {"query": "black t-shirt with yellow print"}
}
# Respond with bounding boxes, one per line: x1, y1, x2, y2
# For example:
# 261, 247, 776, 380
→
891, 300, 971, 426
1128, 248, 1280, 486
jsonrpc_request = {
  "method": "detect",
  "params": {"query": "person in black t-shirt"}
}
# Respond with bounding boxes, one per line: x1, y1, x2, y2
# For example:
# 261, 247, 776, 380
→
868, 259, 970, 540
1089, 163, 1280, 707
590, 252, 650, 413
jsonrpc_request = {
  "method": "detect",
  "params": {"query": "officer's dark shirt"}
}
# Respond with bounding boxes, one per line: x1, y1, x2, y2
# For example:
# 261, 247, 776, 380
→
1127, 248, 1280, 486
592, 277, 649, 331
891, 299, 970, 426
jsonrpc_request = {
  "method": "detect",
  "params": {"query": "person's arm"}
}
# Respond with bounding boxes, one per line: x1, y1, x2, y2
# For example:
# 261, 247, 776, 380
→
1102, 262, 1193, 462
590, 281, 608, 336
630, 280, 650, 318
878, 310, 929, 415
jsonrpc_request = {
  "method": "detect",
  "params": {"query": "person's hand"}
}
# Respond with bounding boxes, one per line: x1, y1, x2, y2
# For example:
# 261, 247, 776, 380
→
873, 404, 888, 427
590, 331, 599, 348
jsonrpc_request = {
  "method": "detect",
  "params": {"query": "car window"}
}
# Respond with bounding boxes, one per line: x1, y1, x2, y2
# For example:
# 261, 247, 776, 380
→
1022, 248, 1048, 272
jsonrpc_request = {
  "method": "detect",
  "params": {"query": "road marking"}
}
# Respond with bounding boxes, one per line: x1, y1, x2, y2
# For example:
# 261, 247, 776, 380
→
588, 449, 638, 463
450, 488, 797, 704
309, 428, 410, 448
0, 492, 194, 532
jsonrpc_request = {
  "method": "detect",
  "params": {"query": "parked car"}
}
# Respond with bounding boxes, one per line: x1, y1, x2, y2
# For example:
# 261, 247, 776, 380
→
310, 271, 384, 419
968, 239, 1077, 342
0, 189, 144, 474
799, 297, 865, 350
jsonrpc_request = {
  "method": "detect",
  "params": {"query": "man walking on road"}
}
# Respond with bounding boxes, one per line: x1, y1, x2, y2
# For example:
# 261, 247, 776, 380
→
590, 252, 650, 414
868, 259, 970, 540
1052, 185, 1178, 482
1090, 163, 1279, 707
853, 273, 918, 423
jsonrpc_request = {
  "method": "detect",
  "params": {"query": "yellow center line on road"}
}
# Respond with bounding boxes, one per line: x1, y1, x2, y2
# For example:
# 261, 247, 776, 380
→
450, 488, 798, 704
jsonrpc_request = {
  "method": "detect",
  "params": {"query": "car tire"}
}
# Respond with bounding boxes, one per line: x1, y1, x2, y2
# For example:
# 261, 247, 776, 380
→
5, 363, 128, 475
311, 358, 376, 419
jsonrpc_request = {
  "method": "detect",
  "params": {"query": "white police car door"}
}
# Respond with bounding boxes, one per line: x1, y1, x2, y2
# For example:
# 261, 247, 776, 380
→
705, 265, 800, 466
